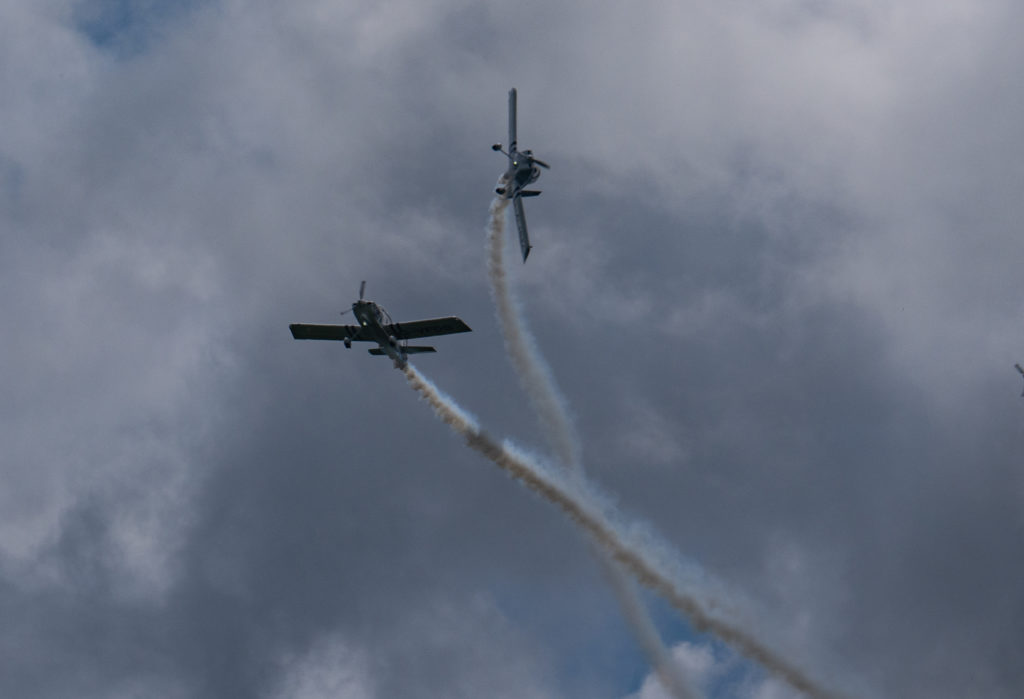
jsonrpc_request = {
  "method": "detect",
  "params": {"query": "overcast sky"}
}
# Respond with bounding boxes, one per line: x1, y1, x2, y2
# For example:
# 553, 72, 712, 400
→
3, 1, 1024, 697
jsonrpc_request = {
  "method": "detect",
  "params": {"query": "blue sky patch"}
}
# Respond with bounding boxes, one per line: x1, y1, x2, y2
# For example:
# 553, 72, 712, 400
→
73, 0, 206, 56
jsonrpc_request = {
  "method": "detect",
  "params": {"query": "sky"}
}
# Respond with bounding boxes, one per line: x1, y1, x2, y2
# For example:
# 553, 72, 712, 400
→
2, 0, 1024, 697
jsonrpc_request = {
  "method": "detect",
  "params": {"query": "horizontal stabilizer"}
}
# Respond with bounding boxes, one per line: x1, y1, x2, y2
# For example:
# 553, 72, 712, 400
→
367, 346, 437, 356
519, 190, 542, 197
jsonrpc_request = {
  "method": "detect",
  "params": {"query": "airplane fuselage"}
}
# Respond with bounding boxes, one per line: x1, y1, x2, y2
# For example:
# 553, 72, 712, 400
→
504, 150, 541, 197
352, 300, 406, 368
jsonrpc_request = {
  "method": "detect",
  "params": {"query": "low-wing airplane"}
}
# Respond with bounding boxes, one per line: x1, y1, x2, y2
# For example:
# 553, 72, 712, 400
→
1016, 363, 1024, 396
492, 87, 549, 262
289, 281, 471, 369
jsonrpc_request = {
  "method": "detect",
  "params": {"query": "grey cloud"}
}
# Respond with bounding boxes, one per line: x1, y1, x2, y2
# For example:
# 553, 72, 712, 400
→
2, 1, 1024, 697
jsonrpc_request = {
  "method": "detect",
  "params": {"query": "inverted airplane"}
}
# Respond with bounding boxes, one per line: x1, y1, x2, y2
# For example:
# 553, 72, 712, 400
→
289, 281, 471, 369
492, 87, 549, 262
1016, 363, 1024, 396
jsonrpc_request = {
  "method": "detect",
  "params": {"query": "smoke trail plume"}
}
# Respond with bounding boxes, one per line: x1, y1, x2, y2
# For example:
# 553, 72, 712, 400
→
486, 192, 698, 699
402, 363, 846, 699
485, 194, 580, 472
597, 552, 701, 699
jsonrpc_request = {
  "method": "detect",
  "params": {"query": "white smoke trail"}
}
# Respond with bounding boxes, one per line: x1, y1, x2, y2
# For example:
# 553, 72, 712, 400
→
402, 363, 846, 699
486, 193, 698, 699
597, 552, 701, 699
485, 194, 580, 473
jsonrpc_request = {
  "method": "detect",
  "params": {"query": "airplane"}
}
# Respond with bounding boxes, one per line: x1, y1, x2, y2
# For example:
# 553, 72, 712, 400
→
1016, 363, 1024, 396
289, 281, 472, 369
492, 87, 550, 262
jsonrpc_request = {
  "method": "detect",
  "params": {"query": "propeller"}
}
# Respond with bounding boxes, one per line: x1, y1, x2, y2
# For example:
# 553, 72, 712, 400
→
531, 157, 550, 169
339, 281, 368, 317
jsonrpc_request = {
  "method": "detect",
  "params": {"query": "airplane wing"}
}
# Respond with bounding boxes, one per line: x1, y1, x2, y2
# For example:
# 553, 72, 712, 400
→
508, 88, 517, 150
512, 195, 531, 262
386, 317, 471, 340
289, 323, 366, 341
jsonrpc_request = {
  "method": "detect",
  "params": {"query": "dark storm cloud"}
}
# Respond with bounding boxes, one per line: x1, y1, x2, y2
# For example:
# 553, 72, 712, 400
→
3, 1, 1024, 697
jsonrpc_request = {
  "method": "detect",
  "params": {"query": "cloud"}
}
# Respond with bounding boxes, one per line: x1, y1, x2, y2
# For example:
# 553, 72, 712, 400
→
627, 641, 815, 699
3, 1, 1024, 697
270, 635, 375, 699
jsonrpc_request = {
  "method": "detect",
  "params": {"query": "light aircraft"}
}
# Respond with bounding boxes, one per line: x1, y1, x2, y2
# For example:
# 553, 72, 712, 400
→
1016, 363, 1024, 396
492, 87, 549, 262
289, 281, 471, 369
